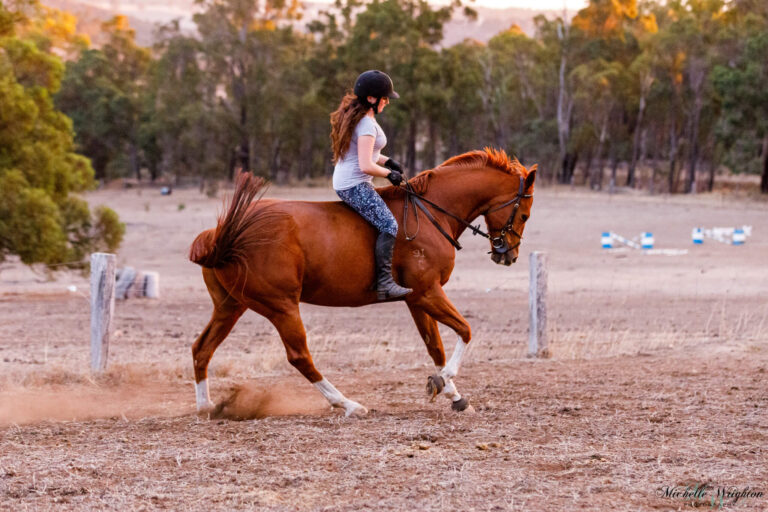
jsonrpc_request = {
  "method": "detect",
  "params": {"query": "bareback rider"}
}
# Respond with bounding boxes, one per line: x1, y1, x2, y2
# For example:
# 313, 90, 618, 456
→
329, 70, 412, 301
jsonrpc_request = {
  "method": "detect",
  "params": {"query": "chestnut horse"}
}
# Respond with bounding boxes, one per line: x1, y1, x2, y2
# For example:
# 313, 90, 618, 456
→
189, 148, 536, 417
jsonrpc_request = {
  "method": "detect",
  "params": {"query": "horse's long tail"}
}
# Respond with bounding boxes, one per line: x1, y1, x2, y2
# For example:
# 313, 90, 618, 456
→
189, 172, 267, 269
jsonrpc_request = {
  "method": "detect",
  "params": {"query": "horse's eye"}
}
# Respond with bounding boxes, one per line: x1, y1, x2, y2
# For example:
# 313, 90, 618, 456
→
521, 215, 529, 222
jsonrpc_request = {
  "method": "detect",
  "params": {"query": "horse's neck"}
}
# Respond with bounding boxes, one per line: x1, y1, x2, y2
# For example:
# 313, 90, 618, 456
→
430, 168, 502, 219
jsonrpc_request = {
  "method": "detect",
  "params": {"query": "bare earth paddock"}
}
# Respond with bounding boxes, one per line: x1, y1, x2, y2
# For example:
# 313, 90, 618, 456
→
1, 185, 766, 511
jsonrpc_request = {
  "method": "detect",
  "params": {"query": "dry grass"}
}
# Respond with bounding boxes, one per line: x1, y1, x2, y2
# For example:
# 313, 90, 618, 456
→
1, 351, 766, 511
1, 186, 767, 510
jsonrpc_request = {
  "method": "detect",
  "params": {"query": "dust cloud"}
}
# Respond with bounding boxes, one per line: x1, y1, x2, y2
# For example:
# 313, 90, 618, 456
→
212, 381, 329, 420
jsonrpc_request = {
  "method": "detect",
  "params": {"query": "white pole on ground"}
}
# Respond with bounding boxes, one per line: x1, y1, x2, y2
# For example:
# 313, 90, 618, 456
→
143, 271, 160, 299
528, 251, 549, 358
90, 252, 116, 373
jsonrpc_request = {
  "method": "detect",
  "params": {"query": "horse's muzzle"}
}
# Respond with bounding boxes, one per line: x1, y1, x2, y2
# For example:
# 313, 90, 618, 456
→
491, 252, 515, 266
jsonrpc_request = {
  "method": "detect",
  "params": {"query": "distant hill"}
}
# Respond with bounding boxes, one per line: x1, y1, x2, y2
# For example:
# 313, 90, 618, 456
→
42, 0, 160, 47
40, 0, 561, 48
442, 5, 556, 46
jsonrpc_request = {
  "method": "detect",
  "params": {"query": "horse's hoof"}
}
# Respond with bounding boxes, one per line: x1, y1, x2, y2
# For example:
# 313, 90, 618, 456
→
344, 402, 368, 418
196, 401, 216, 417
451, 397, 471, 412
426, 374, 445, 399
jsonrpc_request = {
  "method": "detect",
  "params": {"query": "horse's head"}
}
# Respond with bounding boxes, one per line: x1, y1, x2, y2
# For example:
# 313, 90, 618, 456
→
483, 165, 536, 266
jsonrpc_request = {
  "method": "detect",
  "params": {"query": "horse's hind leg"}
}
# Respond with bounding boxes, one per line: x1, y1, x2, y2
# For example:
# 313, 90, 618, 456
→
265, 303, 367, 418
192, 269, 246, 413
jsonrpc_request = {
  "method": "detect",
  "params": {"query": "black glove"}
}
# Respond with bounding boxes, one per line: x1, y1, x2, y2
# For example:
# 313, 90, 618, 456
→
383, 158, 403, 173
386, 170, 404, 186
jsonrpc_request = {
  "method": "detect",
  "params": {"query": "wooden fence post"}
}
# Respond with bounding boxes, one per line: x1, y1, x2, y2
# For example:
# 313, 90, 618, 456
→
528, 251, 549, 358
90, 252, 116, 373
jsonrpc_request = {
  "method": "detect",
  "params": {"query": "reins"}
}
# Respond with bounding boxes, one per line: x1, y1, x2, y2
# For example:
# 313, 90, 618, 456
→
400, 175, 532, 253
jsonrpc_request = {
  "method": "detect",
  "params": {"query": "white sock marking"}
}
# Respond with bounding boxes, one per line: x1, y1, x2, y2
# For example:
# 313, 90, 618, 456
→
195, 379, 214, 411
442, 379, 462, 402
314, 378, 368, 417
314, 378, 346, 406
442, 337, 469, 380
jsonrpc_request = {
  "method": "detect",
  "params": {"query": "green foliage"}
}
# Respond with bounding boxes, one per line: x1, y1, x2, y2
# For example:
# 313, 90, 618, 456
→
24, 0, 768, 195
0, 170, 66, 265
0, 0, 125, 268
712, 23, 768, 180
92, 206, 125, 253
56, 15, 150, 180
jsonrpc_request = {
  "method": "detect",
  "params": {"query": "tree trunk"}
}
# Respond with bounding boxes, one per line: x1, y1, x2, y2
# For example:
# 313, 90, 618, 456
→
149, 161, 159, 182
590, 117, 608, 190
707, 158, 716, 192
686, 60, 705, 194
582, 148, 593, 186
650, 127, 661, 195
424, 120, 437, 170
687, 107, 701, 194
449, 131, 459, 161
561, 152, 578, 185
609, 148, 618, 195
627, 94, 646, 187
227, 147, 236, 181
406, 117, 417, 176
668, 122, 678, 194
639, 128, 647, 187
556, 33, 572, 185
129, 141, 140, 181
299, 133, 313, 181
270, 138, 282, 182
761, 135, 768, 194
237, 102, 249, 170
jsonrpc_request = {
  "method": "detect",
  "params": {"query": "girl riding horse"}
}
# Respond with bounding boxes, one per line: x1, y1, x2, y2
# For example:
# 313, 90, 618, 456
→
330, 70, 411, 301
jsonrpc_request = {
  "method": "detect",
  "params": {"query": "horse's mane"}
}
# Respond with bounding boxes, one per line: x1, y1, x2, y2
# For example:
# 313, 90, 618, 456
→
377, 147, 529, 199
377, 170, 434, 199
439, 147, 529, 177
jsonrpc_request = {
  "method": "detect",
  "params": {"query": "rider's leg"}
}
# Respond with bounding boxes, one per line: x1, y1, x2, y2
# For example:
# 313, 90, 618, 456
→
336, 182, 411, 300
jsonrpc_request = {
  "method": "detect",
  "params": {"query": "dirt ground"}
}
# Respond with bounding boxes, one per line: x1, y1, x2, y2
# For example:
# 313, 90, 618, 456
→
1, 183, 767, 511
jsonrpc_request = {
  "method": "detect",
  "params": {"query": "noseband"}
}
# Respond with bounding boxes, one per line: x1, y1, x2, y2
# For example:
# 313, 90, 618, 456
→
402, 176, 532, 253
483, 176, 532, 254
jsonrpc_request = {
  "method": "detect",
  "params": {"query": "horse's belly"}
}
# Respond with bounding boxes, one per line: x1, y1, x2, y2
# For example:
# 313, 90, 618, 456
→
282, 202, 380, 307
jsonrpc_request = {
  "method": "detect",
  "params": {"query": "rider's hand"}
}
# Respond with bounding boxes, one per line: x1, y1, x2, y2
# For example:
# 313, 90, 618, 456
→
384, 158, 403, 174
386, 170, 404, 186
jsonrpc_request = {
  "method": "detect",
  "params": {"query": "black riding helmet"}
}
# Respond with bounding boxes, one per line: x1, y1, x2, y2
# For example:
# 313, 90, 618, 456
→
354, 70, 399, 115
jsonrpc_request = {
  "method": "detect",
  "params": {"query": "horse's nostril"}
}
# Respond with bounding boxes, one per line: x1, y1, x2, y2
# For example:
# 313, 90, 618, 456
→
512, 257, 518, 263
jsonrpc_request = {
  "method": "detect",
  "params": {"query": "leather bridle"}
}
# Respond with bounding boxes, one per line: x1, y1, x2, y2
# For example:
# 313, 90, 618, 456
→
401, 175, 532, 254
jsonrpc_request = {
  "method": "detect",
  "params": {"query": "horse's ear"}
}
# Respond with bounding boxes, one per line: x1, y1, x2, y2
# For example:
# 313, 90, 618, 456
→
524, 165, 537, 191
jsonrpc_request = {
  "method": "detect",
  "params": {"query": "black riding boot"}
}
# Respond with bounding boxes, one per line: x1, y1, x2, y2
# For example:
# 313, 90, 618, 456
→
375, 232, 412, 300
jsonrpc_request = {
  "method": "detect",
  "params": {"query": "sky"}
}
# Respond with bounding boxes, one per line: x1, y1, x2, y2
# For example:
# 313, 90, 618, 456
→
431, 0, 589, 10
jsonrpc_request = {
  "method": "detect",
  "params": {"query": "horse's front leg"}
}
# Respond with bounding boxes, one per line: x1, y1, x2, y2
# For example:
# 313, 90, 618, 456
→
408, 288, 472, 412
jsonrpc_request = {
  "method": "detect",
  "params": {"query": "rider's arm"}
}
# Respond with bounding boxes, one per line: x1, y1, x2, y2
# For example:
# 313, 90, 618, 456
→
357, 135, 391, 178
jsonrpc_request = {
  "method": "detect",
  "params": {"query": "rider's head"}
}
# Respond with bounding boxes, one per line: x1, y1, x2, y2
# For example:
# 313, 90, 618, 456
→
330, 70, 399, 163
354, 70, 399, 116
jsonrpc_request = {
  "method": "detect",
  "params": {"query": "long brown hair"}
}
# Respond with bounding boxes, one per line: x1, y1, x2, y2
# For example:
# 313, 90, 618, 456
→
330, 93, 369, 163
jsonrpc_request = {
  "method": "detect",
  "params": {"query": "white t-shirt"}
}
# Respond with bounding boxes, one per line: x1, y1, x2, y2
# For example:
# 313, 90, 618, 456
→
333, 115, 387, 190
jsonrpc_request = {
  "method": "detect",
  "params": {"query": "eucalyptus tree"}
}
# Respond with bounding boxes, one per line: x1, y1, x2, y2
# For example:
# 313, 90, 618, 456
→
1, 0, 123, 267
486, 25, 555, 166
192, 0, 301, 174
56, 16, 151, 180
712, 0, 768, 193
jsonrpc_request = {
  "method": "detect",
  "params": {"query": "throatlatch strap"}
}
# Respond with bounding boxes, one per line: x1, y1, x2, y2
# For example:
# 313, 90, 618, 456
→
411, 196, 462, 250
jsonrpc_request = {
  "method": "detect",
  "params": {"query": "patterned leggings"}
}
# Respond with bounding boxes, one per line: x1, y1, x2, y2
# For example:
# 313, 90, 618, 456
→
336, 182, 398, 236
